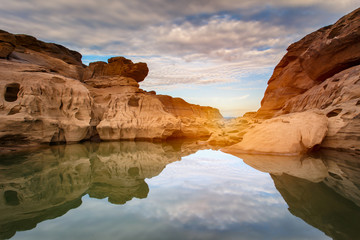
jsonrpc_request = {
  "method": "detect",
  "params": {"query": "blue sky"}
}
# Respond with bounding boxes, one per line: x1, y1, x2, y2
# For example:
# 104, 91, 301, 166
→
0, 0, 358, 116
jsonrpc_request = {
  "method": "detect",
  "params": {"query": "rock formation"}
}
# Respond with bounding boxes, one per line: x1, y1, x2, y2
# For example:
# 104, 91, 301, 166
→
223, 7, 360, 154
223, 111, 328, 155
0, 30, 222, 147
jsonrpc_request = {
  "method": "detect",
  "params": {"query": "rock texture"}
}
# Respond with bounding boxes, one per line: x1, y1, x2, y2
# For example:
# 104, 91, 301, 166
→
223, 111, 328, 155
0, 29, 222, 146
257, 8, 360, 118
83, 57, 149, 82
222, 7, 360, 154
0, 60, 93, 145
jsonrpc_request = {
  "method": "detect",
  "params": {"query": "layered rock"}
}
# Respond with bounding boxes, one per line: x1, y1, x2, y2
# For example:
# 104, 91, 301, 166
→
84, 59, 222, 141
83, 56, 148, 82
0, 30, 223, 146
223, 111, 328, 155
0, 60, 93, 145
257, 8, 360, 118
156, 95, 223, 138
221, 8, 360, 154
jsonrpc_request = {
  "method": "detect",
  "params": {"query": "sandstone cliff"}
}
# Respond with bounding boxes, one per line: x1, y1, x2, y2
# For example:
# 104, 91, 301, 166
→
223, 7, 360, 154
0, 30, 222, 147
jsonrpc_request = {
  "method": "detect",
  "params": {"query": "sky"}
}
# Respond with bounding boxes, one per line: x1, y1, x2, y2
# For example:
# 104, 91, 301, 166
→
0, 1, 359, 117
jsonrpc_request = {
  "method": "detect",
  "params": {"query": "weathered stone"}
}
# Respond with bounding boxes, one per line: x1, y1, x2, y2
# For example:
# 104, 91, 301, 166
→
222, 111, 328, 155
83, 56, 149, 82
257, 7, 360, 119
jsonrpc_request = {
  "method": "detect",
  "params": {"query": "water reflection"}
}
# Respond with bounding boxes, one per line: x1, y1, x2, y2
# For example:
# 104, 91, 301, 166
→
1, 141, 359, 240
236, 150, 360, 240
0, 141, 203, 239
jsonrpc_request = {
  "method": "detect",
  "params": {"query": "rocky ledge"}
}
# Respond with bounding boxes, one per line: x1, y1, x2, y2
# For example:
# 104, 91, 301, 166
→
222, 7, 360, 155
0, 30, 222, 148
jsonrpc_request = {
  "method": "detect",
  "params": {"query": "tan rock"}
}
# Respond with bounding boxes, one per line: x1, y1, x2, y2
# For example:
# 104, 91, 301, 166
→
83, 57, 149, 82
0, 42, 14, 58
0, 30, 16, 58
222, 111, 328, 155
0, 60, 92, 144
257, 7, 360, 118
0, 30, 224, 145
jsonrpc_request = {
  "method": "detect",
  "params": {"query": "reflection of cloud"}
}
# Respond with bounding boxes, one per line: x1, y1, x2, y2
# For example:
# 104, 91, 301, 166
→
11, 149, 329, 240
138, 151, 286, 230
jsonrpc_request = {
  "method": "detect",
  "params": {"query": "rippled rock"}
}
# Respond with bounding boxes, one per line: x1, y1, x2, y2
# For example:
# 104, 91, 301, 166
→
0, 29, 222, 147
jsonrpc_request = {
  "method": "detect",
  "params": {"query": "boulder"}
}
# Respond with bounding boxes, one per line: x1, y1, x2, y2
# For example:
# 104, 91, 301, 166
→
83, 56, 149, 82
222, 111, 328, 155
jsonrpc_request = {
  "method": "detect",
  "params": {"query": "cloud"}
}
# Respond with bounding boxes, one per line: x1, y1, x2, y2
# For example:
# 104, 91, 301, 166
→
0, 0, 358, 116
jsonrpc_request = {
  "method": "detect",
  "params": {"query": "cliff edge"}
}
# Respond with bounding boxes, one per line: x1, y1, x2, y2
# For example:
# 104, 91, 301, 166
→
0, 30, 222, 148
223, 7, 360, 154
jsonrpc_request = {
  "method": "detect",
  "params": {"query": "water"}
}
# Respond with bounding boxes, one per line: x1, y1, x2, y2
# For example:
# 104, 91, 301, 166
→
0, 141, 359, 240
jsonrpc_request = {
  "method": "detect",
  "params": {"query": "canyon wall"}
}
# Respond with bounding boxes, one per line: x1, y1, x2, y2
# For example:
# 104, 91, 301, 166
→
224, 7, 360, 154
0, 30, 222, 147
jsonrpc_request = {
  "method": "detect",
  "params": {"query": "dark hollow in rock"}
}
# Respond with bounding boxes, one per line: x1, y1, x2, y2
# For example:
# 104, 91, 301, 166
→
326, 108, 342, 118
128, 167, 140, 177
4, 83, 20, 102
4, 190, 20, 206
128, 96, 139, 107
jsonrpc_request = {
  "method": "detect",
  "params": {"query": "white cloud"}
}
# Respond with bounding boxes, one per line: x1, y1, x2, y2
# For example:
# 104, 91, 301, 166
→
0, 0, 358, 116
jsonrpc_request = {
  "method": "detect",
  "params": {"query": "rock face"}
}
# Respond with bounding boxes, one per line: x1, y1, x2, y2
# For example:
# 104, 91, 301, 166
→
0, 30, 222, 146
223, 111, 328, 155
222, 7, 360, 154
257, 8, 360, 118
83, 57, 149, 82
0, 60, 93, 145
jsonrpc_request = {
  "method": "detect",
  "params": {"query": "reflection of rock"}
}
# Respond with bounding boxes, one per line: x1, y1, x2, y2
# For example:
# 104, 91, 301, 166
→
88, 142, 182, 204
238, 149, 360, 205
0, 140, 204, 238
318, 149, 360, 207
236, 154, 328, 183
238, 149, 360, 239
272, 174, 360, 240
0, 144, 91, 239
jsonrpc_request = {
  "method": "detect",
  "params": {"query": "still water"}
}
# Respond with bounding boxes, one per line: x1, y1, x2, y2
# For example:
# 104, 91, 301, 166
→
0, 141, 359, 240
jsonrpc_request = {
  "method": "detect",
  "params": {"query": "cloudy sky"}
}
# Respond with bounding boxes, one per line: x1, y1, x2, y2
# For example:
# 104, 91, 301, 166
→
0, 1, 358, 116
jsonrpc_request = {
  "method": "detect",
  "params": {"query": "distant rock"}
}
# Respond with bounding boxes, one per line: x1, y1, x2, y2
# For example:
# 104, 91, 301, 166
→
83, 56, 149, 82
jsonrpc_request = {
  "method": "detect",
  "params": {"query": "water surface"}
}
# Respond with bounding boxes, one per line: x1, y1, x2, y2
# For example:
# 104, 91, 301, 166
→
0, 141, 359, 240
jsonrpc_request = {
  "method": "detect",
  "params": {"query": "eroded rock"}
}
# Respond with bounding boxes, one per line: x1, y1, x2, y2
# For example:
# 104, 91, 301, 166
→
222, 111, 328, 155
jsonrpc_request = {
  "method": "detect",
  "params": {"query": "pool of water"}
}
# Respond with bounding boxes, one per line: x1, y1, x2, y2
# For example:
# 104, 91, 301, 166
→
0, 141, 359, 240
